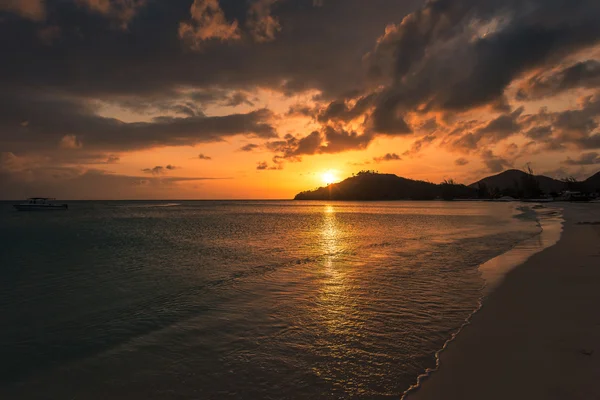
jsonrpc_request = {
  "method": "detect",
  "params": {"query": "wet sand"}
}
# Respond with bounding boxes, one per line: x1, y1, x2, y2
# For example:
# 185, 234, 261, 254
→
405, 203, 600, 400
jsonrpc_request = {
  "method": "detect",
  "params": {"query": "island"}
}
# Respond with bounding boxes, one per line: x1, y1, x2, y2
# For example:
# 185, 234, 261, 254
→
294, 169, 600, 201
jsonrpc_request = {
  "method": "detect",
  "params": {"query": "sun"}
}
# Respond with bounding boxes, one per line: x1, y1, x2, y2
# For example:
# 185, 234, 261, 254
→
321, 170, 338, 185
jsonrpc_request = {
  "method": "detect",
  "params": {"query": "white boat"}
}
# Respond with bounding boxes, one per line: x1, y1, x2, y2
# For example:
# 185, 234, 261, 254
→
14, 198, 68, 211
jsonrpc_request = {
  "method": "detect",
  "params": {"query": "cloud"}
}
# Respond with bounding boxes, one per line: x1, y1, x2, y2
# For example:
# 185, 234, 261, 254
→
347, 161, 370, 167
223, 92, 255, 107
481, 149, 512, 173
264, 126, 373, 161
367, 94, 412, 135
373, 153, 401, 163
0, 91, 277, 154
142, 166, 164, 175
0, 0, 45, 21
403, 134, 436, 156
246, 0, 281, 42
518, 92, 600, 150
366, 0, 600, 136
320, 126, 372, 154
256, 156, 284, 170
60, 134, 83, 149
37, 25, 61, 45
266, 131, 320, 158
141, 164, 179, 175
562, 152, 600, 165
449, 107, 523, 152
455, 157, 469, 166
198, 153, 212, 160
0, 166, 226, 200
317, 94, 376, 123
239, 143, 259, 152
505, 142, 519, 157
0, 1, 421, 103
517, 60, 600, 100
287, 104, 316, 118
3, 0, 600, 187
179, 0, 241, 49
0, 152, 21, 172
75, 0, 147, 29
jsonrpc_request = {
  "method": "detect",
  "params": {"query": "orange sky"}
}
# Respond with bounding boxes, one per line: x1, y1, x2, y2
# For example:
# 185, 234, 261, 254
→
1, 0, 600, 199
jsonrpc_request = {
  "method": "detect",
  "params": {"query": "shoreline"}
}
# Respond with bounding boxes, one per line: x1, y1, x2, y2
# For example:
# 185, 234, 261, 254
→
401, 205, 563, 399
403, 203, 600, 400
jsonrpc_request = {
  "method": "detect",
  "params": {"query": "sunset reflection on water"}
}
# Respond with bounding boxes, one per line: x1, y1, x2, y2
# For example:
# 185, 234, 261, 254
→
319, 204, 349, 332
0, 201, 544, 399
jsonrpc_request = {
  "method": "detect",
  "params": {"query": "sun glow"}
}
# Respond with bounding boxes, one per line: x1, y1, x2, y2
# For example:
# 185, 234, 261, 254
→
322, 170, 339, 185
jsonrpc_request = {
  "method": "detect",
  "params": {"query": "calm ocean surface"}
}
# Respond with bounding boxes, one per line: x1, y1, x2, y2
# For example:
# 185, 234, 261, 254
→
0, 201, 541, 399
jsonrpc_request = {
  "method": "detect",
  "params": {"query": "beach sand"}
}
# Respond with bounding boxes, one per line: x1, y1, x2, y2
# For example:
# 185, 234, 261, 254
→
405, 203, 600, 400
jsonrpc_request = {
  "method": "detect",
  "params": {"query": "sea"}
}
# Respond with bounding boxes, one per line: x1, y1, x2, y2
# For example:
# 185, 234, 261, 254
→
0, 201, 559, 399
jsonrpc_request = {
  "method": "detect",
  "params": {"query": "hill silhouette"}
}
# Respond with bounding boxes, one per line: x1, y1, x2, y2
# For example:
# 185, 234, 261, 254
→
294, 171, 475, 200
585, 171, 600, 192
294, 169, 600, 200
469, 169, 565, 197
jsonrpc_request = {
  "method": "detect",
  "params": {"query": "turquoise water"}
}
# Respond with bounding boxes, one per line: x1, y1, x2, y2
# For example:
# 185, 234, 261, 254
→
0, 201, 540, 399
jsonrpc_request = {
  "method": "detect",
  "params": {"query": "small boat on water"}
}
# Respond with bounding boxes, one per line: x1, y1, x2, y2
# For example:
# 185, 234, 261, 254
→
14, 198, 68, 211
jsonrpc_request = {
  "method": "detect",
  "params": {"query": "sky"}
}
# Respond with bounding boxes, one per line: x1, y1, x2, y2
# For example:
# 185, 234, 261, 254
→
1, 0, 600, 199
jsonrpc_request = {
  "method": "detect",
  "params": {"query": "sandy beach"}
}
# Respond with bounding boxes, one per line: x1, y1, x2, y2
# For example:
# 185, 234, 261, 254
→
405, 203, 600, 400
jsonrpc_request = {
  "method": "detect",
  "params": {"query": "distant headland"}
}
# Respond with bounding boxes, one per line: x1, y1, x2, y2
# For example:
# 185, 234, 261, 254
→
294, 169, 600, 201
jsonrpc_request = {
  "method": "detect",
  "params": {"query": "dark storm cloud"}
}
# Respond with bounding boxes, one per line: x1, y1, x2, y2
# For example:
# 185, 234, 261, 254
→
0, 0, 420, 100
449, 107, 523, 151
524, 125, 553, 141
266, 132, 321, 158
0, 91, 276, 153
367, 93, 412, 135
562, 152, 600, 165
76, 0, 149, 29
112, 97, 204, 118
316, 94, 376, 123
481, 150, 512, 173
476, 107, 523, 137
517, 60, 600, 100
367, 0, 600, 132
518, 92, 600, 150
246, 0, 282, 43
294, 131, 322, 155
455, 157, 469, 166
320, 126, 372, 154
265, 126, 373, 161
0, 0, 432, 168
223, 92, 255, 107
3, 0, 600, 171
0, 0, 45, 20
576, 134, 600, 150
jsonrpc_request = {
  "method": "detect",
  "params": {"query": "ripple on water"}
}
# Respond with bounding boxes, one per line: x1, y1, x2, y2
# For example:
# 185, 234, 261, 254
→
0, 201, 542, 399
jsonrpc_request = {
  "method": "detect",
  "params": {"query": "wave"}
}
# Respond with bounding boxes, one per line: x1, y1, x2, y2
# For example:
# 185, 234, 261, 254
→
400, 206, 564, 399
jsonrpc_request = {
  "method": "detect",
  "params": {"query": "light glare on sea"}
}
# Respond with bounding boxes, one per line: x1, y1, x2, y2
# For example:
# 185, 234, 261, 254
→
0, 201, 541, 399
